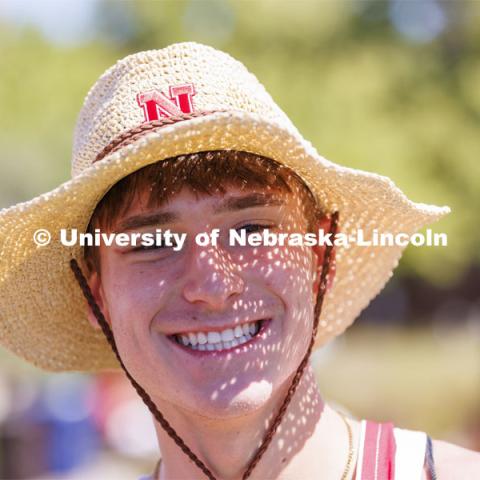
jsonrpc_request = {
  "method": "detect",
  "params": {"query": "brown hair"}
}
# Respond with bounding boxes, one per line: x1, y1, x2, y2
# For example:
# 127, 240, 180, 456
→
84, 150, 323, 274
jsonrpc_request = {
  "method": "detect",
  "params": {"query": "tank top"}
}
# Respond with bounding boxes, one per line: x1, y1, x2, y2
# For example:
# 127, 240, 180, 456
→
138, 420, 437, 480
356, 420, 436, 479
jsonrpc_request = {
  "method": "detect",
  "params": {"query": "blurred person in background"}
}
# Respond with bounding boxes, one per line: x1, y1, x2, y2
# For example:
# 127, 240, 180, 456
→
0, 40, 479, 480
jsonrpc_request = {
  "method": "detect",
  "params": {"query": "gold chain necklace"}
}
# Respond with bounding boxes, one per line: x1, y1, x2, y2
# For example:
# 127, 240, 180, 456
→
153, 410, 355, 480
338, 410, 355, 480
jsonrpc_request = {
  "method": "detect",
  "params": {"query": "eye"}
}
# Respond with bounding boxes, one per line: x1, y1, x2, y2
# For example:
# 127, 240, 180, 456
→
131, 244, 167, 252
130, 241, 179, 253
236, 223, 273, 234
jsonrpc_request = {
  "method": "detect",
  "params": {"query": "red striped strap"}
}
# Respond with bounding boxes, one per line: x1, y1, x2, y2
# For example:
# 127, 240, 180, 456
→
357, 420, 396, 480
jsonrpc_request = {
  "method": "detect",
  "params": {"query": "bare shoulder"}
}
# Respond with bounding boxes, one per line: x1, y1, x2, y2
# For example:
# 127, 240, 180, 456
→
427, 438, 480, 479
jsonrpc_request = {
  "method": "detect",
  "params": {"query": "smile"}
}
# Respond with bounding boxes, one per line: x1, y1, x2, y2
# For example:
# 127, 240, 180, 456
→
168, 319, 267, 352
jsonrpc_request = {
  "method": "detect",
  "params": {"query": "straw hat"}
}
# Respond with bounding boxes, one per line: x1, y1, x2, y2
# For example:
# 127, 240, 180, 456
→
0, 42, 449, 372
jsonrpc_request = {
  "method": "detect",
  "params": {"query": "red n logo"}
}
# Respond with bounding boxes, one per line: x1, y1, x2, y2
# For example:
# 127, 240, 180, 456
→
136, 83, 196, 122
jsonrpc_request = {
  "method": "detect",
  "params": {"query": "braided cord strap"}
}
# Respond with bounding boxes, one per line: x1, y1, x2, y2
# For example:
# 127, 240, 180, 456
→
70, 259, 217, 480
425, 435, 437, 480
94, 110, 228, 163
70, 211, 339, 480
241, 211, 339, 479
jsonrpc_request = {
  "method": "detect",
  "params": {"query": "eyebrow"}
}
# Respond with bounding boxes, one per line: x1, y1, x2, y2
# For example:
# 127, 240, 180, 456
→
213, 192, 284, 213
115, 211, 178, 232
115, 193, 284, 232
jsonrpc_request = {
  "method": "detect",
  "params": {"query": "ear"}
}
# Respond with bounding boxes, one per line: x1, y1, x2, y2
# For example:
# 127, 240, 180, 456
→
85, 270, 111, 331
311, 215, 337, 296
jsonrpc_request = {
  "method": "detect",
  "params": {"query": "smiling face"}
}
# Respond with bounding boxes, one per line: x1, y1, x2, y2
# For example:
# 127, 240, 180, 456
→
86, 153, 332, 419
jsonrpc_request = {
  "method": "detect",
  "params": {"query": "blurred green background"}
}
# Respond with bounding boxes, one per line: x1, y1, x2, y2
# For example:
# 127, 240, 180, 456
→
0, 0, 479, 478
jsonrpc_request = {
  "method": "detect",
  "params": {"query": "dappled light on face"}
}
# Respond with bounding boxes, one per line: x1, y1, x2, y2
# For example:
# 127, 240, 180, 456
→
158, 188, 320, 411
105, 160, 333, 473
182, 242, 245, 308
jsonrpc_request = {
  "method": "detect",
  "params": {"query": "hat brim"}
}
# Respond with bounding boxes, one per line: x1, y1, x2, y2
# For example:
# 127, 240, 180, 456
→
0, 111, 449, 372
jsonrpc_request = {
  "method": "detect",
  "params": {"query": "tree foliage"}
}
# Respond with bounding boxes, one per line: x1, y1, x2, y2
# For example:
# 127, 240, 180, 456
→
0, 0, 479, 286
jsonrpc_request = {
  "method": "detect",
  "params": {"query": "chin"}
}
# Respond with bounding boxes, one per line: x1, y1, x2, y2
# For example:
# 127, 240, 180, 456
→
183, 379, 275, 420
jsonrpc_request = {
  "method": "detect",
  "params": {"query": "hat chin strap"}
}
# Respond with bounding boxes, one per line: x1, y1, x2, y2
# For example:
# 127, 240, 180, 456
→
70, 211, 339, 480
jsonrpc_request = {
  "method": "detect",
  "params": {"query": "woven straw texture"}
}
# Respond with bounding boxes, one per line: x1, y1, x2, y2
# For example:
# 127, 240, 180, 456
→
0, 42, 449, 372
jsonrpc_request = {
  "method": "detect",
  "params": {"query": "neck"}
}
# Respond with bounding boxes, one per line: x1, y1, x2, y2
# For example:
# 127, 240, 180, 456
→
151, 363, 354, 480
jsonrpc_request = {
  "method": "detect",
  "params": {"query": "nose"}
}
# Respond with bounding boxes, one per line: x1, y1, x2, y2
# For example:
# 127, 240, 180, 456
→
182, 243, 244, 311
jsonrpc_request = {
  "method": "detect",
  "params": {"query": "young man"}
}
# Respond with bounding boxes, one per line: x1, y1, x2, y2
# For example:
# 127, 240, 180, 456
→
0, 42, 478, 479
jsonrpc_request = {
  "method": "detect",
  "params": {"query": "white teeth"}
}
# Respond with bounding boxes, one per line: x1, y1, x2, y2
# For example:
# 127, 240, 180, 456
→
221, 328, 234, 342
207, 331, 221, 344
234, 326, 243, 338
173, 319, 266, 352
